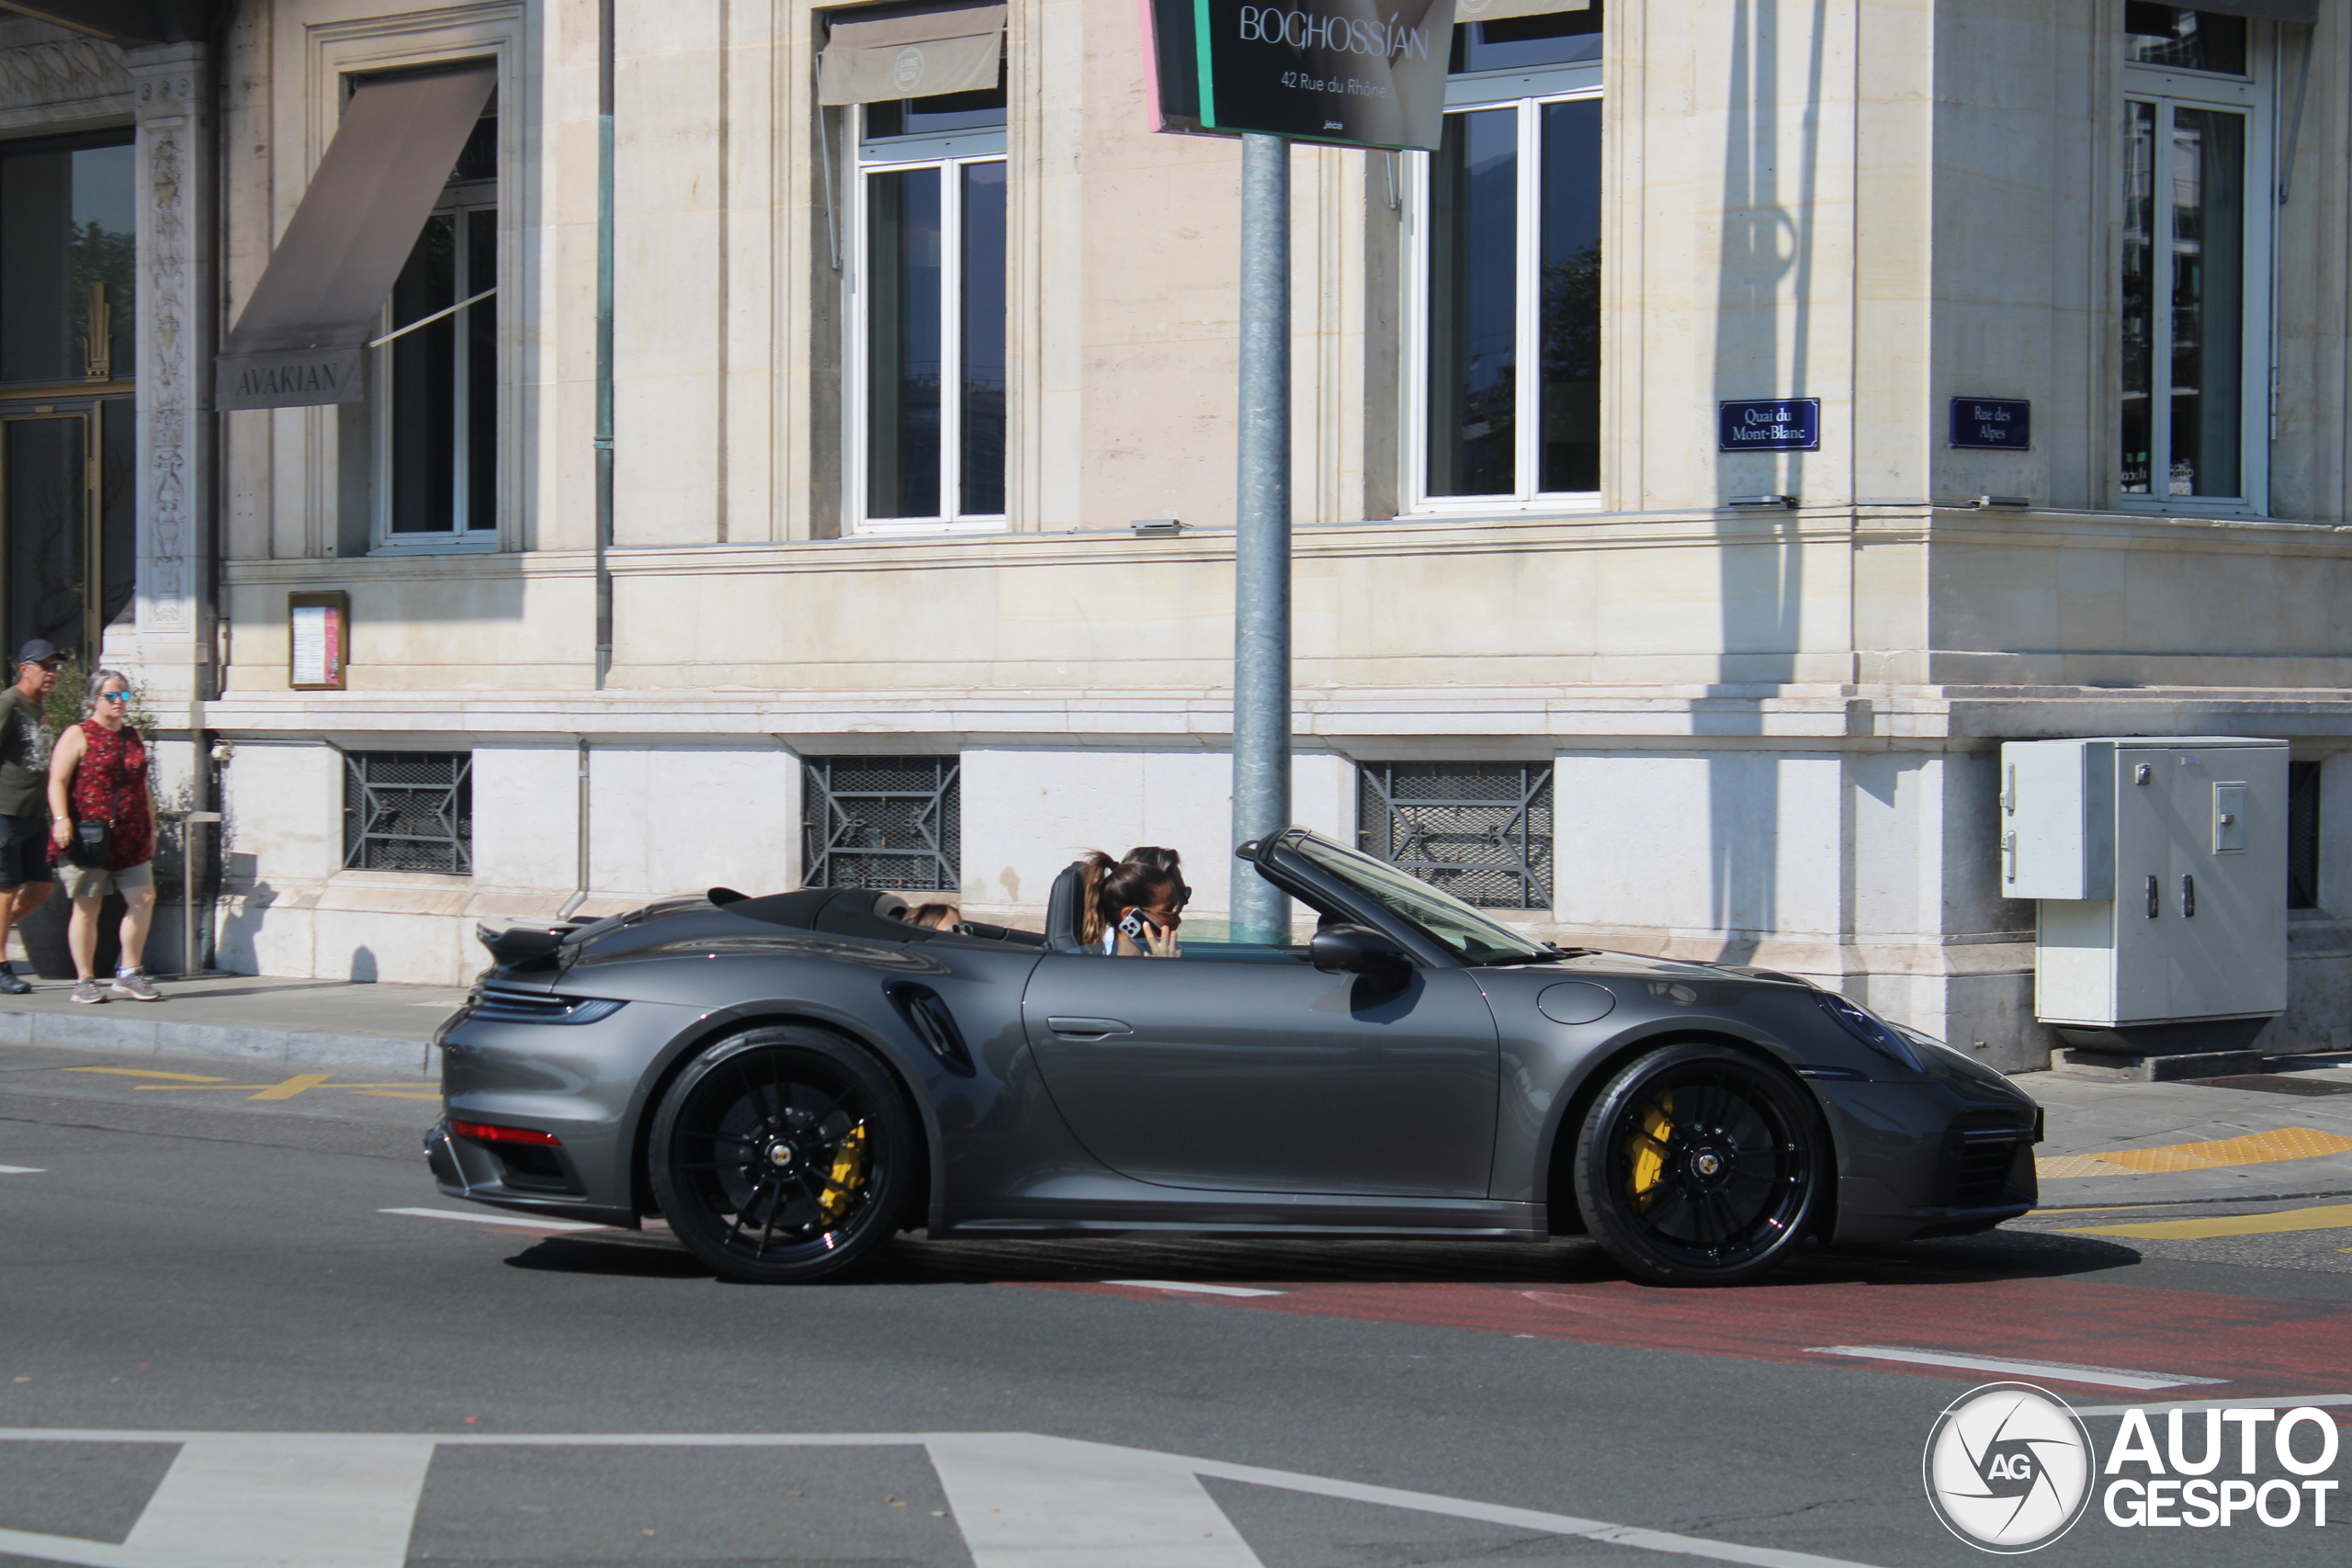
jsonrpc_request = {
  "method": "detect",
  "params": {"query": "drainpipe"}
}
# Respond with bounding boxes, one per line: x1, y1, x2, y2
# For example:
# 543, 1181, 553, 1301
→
593, 0, 615, 688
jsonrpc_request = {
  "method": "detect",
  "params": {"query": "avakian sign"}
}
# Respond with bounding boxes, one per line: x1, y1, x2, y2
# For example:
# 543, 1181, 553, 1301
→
1145, 0, 1455, 152
216, 348, 366, 412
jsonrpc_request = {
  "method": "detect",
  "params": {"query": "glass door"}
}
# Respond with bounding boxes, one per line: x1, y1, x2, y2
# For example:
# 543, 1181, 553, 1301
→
0, 395, 133, 656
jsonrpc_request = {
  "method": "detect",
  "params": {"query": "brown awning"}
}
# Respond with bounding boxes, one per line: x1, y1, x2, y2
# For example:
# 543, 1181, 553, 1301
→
215, 62, 497, 412
817, 6, 1005, 107
1451, 0, 1589, 23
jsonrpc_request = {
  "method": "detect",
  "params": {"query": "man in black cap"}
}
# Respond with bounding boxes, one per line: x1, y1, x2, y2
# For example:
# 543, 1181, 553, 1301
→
0, 639, 65, 993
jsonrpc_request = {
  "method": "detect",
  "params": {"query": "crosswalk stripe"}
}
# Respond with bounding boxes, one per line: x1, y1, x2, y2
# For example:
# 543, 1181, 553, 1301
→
0, 1165, 43, 1174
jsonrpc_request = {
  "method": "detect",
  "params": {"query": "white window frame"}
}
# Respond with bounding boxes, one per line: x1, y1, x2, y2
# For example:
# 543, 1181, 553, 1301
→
1404, 59, 1603, 516
370, 170, 501, 551
2119, 28, 2275, 517
846, 114, 1008, 536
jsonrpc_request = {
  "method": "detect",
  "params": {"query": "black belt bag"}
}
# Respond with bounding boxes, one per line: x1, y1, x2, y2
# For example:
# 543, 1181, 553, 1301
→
68, 818, 111, 869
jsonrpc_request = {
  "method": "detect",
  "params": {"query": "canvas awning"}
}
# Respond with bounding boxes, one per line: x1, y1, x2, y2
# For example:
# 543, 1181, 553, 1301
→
1450, 0, 1589, 24
817, 5, 1006, 107
214, 62, 497, 412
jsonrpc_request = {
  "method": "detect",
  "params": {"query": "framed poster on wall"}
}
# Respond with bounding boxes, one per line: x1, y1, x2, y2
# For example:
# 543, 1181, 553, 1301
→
289, 592, 349, 691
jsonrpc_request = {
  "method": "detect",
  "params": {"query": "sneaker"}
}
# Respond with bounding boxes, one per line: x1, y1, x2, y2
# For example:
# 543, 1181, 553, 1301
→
0, 969, 28, 996
70, 978, 106, 1004
112, 968, 159, 1002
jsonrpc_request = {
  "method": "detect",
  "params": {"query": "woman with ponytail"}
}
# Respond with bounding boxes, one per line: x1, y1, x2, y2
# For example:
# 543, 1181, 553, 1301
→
1073, 845, 1189, 956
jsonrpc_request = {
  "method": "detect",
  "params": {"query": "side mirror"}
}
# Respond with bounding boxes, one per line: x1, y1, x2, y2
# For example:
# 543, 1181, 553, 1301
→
1310, 923, 1412, 980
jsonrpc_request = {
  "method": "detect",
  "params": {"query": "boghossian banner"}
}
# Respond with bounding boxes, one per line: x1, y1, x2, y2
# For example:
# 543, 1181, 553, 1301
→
1144, 0, 1455, 152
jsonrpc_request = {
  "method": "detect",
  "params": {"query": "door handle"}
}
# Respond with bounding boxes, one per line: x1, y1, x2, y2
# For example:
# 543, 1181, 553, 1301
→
1046, 1017, 1132, 1039
2181, 874, 2196, 918
2145, 875, 2160, 919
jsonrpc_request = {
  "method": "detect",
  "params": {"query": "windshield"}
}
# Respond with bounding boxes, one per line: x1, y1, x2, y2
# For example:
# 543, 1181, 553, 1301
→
1285, 832, 1551, 964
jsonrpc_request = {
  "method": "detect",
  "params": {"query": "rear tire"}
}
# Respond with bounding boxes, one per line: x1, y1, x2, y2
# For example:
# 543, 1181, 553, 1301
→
1572, 1043, 1826, 1287
648, 1026, 914, 1283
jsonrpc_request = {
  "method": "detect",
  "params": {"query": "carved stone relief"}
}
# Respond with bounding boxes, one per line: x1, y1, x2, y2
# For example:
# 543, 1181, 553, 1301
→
135, 60, 204, 635
0, 39, 129, 107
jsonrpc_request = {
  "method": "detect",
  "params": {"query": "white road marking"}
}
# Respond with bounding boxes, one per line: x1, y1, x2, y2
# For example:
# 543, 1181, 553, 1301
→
1805, 1345, 2226, 1390
1102, 1280, 1284, 1298
0, 1435, 435, 1568
0, 1165, 44, 1174
929, 1433, 1263, 1567
378, 1206, 607, 1233
2070, 1392, 2352, 1417
0, 1428, 1891, 1568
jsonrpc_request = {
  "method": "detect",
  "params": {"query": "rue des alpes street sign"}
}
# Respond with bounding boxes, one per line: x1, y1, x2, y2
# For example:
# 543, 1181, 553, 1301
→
1145, 0, 1455, 152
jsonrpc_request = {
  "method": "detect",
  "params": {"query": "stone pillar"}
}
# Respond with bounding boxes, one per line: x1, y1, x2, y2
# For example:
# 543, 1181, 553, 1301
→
119, 41, 212, 705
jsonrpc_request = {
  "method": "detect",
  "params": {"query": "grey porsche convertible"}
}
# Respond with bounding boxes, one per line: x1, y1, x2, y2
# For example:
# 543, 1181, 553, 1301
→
425, 828, 2041, 1286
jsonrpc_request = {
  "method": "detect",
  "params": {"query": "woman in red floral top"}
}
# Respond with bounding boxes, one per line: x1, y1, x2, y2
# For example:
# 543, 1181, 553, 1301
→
45, 671, 159, 1003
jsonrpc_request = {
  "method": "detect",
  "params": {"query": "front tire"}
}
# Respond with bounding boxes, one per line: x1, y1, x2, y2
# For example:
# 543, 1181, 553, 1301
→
648, 1026, 914, 1283
1572, 1043, 1826, 1286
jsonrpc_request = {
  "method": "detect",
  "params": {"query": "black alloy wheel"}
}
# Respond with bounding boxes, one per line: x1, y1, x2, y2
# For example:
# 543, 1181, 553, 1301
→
1572, 1043, 1825, 1286
648, 1025, 914, 1283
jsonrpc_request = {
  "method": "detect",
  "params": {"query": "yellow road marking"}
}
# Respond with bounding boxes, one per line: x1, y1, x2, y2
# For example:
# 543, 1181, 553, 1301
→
63, 1067, 226, 1083
248, 1073, 334, 1101
133, 1073, 337, 1100
2060, 1201, 2352, 1241
2037, 1127, 2352, 1179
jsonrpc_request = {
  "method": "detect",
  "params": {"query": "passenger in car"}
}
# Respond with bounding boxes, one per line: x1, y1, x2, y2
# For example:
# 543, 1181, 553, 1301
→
1073, 847, 1187, 957
898, 902, 961, 931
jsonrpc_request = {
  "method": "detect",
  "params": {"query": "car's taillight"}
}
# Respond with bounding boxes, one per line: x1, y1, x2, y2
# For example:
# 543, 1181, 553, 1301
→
449, 1118, 563, 1147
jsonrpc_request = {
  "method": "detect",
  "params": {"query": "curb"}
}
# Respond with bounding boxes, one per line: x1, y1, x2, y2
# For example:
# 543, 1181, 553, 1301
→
0, 1008, 436, 1074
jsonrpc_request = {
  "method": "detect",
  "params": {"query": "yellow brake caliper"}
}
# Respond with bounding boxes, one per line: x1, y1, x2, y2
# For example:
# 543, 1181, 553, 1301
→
818, 1122, 868, 1224
1625, 1092, 1674, 1212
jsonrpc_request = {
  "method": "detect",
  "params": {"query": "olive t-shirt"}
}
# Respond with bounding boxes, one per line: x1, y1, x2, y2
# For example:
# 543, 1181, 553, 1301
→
0, 686, 47, 818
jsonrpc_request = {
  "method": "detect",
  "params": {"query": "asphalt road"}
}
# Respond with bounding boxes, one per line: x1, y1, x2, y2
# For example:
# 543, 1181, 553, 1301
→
2, 1046, 2348, 1568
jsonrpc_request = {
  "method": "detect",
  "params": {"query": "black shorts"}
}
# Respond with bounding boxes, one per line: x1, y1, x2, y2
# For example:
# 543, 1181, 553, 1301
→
0, 813, 54, 889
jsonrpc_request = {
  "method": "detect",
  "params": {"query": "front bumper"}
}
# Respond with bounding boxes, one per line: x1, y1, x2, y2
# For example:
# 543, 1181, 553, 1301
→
1820, 1082, 2040, 1246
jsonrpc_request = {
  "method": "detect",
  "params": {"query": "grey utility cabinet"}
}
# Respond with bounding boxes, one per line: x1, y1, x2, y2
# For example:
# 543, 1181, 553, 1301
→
1998, 738, 2288, 1028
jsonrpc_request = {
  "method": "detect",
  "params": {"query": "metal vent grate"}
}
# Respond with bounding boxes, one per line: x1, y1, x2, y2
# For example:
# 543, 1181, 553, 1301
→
343, 751, 472, 874
1358, 761, 1554, 910
2289, 761, 2321, 910
802, 755, 960, 892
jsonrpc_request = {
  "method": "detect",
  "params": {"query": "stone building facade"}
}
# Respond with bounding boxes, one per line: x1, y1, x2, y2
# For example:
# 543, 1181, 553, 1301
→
1, 1, 2346, 1070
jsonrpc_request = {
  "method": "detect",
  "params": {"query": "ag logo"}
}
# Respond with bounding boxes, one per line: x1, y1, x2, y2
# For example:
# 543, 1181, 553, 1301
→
1923, 1382, 2096, 1552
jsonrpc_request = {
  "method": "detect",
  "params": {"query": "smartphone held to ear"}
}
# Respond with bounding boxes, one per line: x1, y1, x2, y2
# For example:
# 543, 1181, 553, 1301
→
1117, 908, 1156, 941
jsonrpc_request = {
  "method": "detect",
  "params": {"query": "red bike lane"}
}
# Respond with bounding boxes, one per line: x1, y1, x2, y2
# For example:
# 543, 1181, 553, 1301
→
1019, 1271, 2352, 1399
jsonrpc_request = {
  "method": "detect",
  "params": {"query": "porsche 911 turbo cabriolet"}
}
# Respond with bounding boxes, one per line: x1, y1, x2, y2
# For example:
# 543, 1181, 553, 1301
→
425, 828, 2041, 1286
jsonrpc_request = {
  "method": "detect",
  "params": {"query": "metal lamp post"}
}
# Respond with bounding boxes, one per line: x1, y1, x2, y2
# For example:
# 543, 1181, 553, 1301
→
1229, 130, 1292, 944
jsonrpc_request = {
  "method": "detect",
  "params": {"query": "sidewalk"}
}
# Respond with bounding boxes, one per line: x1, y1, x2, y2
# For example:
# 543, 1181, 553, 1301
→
0, 973, 466, 1075
2029, 1055, 2352, 1208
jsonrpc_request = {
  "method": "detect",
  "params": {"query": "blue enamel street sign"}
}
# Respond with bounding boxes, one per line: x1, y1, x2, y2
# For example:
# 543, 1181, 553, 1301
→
1717, 399, 1820, 452
1950, 397, 2031, 450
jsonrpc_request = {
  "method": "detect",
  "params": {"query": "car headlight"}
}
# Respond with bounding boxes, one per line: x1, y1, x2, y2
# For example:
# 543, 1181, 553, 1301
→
1809, 990, 1928, 1074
